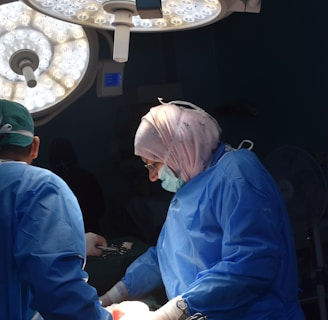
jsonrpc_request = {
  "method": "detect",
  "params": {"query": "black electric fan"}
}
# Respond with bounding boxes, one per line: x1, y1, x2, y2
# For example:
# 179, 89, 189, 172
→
264, 145, 328, 320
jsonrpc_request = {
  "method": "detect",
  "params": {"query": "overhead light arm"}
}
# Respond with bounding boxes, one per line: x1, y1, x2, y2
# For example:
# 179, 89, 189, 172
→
103, 0, 137, 63
102, 0, 164, 62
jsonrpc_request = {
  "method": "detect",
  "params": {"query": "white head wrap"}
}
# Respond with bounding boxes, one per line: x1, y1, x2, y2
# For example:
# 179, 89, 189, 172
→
134, 100, 221, 182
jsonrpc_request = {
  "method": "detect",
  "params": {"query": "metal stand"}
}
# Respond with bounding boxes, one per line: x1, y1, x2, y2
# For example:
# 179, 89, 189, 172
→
310, 222, 327, 320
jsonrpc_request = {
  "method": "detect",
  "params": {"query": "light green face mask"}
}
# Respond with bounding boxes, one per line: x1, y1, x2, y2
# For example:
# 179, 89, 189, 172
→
158, 164, 184, 193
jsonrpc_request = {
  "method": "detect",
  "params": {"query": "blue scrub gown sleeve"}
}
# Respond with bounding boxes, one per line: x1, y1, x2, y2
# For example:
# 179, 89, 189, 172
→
14, 173, 112, 320
122, 246, 164, 298
182, 177, 287, 318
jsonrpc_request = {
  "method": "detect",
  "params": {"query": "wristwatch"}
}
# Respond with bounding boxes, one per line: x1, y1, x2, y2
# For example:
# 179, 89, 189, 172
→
176, 299, 189, 320
177, 299, 207, 320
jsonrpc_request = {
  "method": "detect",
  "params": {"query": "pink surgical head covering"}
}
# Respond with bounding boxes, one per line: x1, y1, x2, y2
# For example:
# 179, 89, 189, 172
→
134, 100, 221, 182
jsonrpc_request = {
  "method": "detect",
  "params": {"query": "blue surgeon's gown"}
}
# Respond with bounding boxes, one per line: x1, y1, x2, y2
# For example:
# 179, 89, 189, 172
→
0, 161, 111, 320
122, 144, 305, 319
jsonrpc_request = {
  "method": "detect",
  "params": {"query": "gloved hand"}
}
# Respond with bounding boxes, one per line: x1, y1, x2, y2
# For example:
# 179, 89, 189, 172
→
99, 281, 129, 307
118, 296, 188, 320
146, 296, 187, 320
120, 311, 155, 320
108, 301, 149, 320
115, 296, 187, 320
85, 232, 108, 256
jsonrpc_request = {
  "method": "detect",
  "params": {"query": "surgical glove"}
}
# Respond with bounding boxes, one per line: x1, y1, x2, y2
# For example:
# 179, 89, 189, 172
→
99, 281, 129, 307
149, 296, 187, 320
118, 297, 187, 320
111, 301, 149, 320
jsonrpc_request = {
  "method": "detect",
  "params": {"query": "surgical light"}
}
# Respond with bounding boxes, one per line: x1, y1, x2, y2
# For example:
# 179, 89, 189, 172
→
21, 0, 262, 62
0, 1, 99, 125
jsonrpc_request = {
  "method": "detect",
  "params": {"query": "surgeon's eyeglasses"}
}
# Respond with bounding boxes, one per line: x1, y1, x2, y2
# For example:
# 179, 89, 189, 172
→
144, 162, 159, 171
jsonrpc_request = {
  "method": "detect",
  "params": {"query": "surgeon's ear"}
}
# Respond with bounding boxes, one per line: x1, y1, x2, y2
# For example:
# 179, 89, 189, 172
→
30, 136, 40, 161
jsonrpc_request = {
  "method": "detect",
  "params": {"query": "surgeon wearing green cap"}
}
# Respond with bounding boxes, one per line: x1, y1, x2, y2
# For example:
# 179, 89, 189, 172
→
0, 99, 112, 320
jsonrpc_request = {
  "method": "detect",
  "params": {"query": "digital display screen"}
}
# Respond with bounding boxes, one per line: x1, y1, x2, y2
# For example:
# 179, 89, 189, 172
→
104, 73, 121, 87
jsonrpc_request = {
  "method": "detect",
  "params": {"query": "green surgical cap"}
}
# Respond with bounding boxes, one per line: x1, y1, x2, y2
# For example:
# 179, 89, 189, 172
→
0, 99, 34, 147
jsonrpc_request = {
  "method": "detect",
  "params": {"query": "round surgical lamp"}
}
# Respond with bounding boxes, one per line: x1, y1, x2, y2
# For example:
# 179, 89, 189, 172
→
21, 0, 261, 63
0, 1, 99, 126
